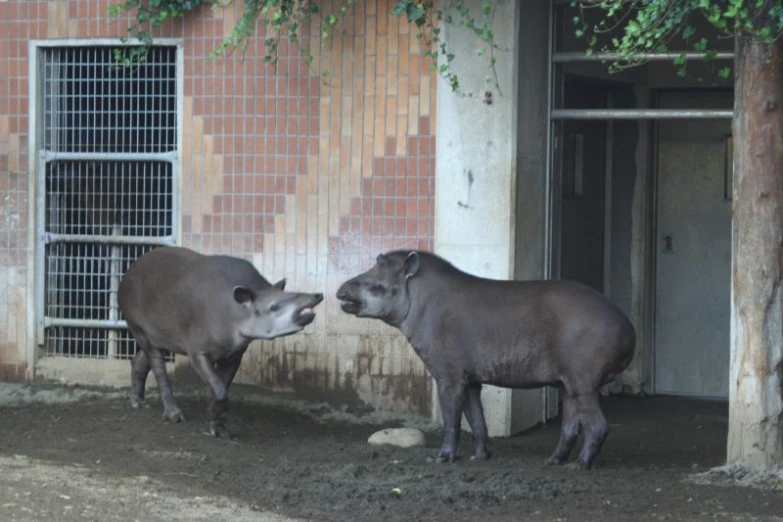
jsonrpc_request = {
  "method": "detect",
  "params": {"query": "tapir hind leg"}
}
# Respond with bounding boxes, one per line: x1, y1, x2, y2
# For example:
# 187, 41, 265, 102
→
462, 383, 490, 460
146, 344, 185, 424
545, 394, 581, 465
567, 392, 609, 470
130, 348, 151, 408
435, 377, 468, 463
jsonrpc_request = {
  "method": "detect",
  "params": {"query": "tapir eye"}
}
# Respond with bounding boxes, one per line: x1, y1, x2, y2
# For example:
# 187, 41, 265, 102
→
270, 303, 280, 312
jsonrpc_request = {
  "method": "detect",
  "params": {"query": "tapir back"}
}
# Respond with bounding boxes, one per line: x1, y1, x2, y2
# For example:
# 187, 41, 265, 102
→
400, 253, 635, 391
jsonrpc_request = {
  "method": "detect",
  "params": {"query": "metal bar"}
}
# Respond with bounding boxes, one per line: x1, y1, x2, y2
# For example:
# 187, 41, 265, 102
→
552, 109, 733, 120
35, 153, 46, 345
30, 38, 185, 48
107, 225, 122, 359
44, 233, 175, 246
41, 150, 177, 162
175, 42, 184, 245
170, 158, 179, 244
543, 0, 554, 282
542, 0, 557, 425
552, 51, 735, 63
603, 92, 614, 299
44, 317, 128, 329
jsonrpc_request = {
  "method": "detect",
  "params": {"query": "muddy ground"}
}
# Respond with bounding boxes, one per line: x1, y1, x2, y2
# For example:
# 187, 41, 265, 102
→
1, 383, 782, 522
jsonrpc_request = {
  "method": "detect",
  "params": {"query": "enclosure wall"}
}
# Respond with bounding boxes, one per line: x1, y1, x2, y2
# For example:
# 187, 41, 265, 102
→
0, 0, 437, 416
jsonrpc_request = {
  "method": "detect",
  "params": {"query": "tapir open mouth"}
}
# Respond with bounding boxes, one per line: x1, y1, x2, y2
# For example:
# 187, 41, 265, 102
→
296, 307, 317, 326
338, 297, 363, 315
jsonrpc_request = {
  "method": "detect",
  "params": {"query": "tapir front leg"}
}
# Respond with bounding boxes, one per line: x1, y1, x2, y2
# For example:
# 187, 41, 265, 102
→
190, 353, 231, 438
463, 383, 490, 460
215, 351, 245, 389
435, 377, 467, 463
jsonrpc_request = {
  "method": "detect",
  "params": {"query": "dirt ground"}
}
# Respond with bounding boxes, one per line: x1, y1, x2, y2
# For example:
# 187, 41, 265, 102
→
1, 383, 782, 522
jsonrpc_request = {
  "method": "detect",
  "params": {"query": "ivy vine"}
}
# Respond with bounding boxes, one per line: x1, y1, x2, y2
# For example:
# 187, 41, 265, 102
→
571, 0, 783, 80
108, 0, 506, 97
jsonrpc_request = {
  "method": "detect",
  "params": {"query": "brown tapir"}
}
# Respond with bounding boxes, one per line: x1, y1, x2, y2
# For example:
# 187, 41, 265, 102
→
118, 246, 324, 438
336, 249, 635, 469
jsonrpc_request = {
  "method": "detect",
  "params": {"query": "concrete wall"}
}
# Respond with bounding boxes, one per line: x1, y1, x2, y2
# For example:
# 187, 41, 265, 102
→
0, 0, 439, 417
435, 0, 552, 436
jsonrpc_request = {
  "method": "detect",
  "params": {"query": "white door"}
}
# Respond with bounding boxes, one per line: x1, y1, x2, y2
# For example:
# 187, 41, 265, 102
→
654, 90, 733, 399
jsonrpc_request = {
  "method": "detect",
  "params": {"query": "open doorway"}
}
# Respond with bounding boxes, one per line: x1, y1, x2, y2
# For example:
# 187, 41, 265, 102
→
558, 78, 608, 294
550, 1, 734, 400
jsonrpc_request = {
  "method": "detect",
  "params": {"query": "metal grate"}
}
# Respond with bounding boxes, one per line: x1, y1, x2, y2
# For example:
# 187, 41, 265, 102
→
43, 46, 177, 153
46, 160, 173, 237
45, 242, 156, 322
36, 44, 179, 361
46, 326, 139, 360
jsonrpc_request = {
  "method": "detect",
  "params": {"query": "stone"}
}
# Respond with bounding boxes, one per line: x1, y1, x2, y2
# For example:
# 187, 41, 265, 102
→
367, 428, 425, 449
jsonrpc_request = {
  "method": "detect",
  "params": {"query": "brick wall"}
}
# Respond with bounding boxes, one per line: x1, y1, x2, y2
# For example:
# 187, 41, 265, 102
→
0, 0, 437, 415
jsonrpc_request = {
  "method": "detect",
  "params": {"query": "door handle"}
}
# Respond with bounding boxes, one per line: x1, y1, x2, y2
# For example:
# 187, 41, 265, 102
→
662, 234, 673, 253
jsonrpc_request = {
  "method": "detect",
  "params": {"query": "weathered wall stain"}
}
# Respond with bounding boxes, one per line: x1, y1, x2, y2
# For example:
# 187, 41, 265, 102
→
235, 336, 433, 417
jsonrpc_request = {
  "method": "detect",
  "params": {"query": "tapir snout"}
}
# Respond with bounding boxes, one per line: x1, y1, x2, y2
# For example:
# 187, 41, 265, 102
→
336, 253, 414, 320
292, 292, 324, 326
335, 281, 362, 314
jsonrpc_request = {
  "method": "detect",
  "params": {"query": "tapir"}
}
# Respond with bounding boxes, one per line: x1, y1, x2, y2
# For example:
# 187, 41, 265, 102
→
118, 246, 324, 437
336, 250, 635, 469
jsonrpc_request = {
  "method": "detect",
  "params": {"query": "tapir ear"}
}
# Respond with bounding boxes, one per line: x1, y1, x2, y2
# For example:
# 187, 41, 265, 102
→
404, 251, 420, 280
274, 278, 287, 290
233, 286, 255, 305
376, 253, 388, 265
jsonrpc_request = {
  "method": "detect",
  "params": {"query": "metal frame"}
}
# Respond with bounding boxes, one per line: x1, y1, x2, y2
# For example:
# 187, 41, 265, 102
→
603, 92, 614, 298
552, 51, 734, 63
29, 38, 184, 361
553, 108, 733, 120
540, 0, 557, 423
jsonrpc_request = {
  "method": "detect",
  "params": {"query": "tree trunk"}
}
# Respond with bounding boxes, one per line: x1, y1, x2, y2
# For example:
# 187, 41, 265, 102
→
728, 32, 783, 470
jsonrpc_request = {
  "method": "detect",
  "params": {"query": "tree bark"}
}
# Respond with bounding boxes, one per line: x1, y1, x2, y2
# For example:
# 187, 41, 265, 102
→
728, 32, 783, 470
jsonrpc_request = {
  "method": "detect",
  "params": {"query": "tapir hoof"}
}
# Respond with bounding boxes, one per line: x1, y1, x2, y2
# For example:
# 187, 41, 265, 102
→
209, 421, 233, 440
437, 451, 460, 463
545, 456, 567, 466
565, 459, 592, 471
162, 406, 186, 423
470, 450, 491, 461
130, 396, 146, 409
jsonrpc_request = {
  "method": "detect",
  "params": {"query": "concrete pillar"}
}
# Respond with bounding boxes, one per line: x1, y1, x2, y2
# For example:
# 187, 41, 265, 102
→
434, 0, 552, 437
512, 0, 554, 432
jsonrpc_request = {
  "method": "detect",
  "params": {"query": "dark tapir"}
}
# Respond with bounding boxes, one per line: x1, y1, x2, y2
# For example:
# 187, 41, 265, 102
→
118, 246, 324, 437
336, 250, 635, 469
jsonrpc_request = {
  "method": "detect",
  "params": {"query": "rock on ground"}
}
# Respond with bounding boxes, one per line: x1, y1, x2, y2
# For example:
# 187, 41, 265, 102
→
368, 427, 426, 448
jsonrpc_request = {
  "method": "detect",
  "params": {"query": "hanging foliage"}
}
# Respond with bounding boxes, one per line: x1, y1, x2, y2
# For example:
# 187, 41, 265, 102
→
571, 0, 783, 79
108, 0, 504, 96
110, 1, 783, 95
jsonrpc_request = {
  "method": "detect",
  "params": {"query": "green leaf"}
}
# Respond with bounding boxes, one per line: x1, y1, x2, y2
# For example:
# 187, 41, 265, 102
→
392, 2, 407, 17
